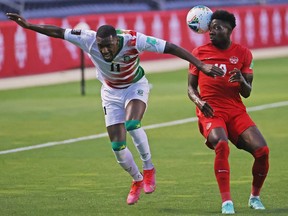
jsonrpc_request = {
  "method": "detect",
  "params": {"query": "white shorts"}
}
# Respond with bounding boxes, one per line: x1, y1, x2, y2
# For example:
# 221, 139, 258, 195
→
101, 76, 150, 127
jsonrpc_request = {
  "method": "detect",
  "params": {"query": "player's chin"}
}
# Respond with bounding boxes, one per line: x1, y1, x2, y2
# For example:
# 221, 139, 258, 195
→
209, 35, 216, 42
210, 38, 219, 47
103, 56, 113, 62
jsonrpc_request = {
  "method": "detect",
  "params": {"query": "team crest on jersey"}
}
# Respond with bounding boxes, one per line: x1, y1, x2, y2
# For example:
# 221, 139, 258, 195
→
123, 55, 131, 63
71, 29, 81, 35
229, 56, 239, 64
137, 89, 144, 96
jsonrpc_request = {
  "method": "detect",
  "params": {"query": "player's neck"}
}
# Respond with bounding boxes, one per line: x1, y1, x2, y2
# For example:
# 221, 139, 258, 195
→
215, 40, 231, 50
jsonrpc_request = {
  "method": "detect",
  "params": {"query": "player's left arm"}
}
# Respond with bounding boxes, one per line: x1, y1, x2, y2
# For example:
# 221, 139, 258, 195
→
228, 68, 253, 98
228, 48, 254, 98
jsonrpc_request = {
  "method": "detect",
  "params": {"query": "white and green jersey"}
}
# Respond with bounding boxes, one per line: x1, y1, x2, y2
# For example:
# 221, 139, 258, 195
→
64, 29, 166, 89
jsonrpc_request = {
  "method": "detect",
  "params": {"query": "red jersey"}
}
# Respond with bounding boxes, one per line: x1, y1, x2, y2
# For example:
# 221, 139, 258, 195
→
189, 42, 253, 111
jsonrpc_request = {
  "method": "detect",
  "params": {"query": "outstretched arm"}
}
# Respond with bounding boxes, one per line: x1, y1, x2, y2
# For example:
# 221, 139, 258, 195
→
164, 42, 224, 77
6, 13, 65, 39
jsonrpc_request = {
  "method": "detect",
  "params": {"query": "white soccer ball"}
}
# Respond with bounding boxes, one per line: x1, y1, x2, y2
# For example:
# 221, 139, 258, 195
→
186, 5, 213, 34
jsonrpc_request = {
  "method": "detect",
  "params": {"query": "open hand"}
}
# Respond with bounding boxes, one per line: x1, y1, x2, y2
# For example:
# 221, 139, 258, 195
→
200, 64, 224, 77
196, 99, 214, 118
228, 68, 245, 83
6, 13, 29, 28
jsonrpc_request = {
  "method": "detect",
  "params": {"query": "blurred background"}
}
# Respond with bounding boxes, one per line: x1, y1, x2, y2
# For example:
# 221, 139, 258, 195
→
0, 0, 287, 19
0, 0, 287, 79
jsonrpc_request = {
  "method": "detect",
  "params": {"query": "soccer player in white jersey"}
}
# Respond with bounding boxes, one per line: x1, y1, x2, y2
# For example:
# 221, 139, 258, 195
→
7, 13, 224, 205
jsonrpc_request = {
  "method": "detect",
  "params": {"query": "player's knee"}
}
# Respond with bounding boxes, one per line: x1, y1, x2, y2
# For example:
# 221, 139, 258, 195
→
253, 146, 269, 158
125, 120, 141, 131
215, 141, 230, 158
111, 141, 127, 151
252, 146, 269, 175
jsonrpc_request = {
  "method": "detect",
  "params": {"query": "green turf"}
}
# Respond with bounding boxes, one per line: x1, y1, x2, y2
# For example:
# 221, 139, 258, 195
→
0, 57, 288, 215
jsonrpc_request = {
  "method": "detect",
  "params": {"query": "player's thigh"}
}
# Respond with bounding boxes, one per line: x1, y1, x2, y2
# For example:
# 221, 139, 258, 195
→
208, 127, 229, 147
238, 126, 267, 153
101, 85, 125, 127
125, 99, 146, 121
227, 111, 252, 144
227, 111, 266, 151
198, 115, 228, 148
124, 77, 150, 120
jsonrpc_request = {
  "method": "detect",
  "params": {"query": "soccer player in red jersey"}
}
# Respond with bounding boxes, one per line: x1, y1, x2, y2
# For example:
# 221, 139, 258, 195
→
188, 10, 269, 214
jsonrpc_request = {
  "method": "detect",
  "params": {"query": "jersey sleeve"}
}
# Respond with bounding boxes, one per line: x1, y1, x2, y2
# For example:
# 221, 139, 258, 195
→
188, 48, 200, 76
241, 48, 253, 74
64, 29, 96, 53
136, 32, 166, 53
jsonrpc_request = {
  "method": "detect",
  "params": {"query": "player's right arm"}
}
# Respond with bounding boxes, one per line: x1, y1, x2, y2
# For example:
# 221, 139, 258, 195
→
164, 42, 224, 77
6, 13, 65, 39
135, 32, 224, 77
188, 73, 214, 118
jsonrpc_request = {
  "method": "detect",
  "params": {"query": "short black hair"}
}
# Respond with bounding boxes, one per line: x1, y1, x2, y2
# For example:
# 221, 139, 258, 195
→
96, 25, 117, 38
211, 10, 236, 30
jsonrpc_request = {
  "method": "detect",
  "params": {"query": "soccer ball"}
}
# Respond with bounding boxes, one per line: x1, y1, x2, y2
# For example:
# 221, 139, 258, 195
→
186, 5, 213, 34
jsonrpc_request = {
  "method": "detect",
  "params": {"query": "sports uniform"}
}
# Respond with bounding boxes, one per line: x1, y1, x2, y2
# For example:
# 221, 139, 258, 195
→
188, 38, 269, 214
188, 9, 268, 213
64, 29, 166, 127
64, 29, 164, 204
189, 42, 256, 147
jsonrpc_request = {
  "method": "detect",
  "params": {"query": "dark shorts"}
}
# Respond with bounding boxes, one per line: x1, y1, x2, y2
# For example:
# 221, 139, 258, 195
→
197, 107, 256, 149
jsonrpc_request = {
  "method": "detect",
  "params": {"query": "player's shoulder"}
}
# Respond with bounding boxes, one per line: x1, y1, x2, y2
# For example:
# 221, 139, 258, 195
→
116, 29, 137, 37
231, 42, 251, 53
195, 42, 211, 49
69, 29, 96, 36
192, 42, 212, 54
65, 29, 96, 43
116, 29, 139, 46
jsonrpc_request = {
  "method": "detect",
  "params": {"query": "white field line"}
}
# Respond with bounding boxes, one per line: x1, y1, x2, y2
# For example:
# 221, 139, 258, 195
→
1, 46, 288, 91
0, 101, 288, 155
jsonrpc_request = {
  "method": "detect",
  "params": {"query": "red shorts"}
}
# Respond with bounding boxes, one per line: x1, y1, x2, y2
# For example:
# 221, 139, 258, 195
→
196, 107, 256, 148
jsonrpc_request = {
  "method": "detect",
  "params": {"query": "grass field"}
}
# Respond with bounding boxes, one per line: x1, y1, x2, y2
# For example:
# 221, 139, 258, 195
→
0, 57, 288, 216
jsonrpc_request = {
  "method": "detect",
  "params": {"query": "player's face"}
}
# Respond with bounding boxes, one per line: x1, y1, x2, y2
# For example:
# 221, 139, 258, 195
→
96, 35, 119, 62
209, 19, 232, 49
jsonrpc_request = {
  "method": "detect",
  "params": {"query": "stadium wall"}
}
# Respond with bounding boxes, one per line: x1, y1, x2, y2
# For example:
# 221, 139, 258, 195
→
0, 4, 287, 78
